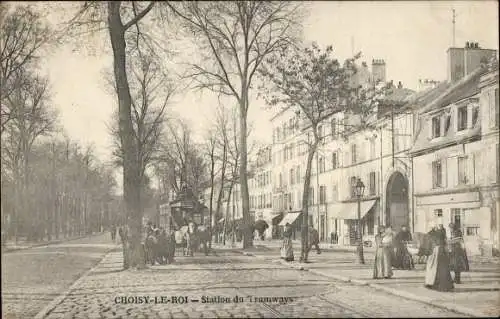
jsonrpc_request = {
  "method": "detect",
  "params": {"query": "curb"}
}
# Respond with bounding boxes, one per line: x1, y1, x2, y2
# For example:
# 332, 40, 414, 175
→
34, 248, 116, 319
236, 250, 489, 318
2, 234, 103, 254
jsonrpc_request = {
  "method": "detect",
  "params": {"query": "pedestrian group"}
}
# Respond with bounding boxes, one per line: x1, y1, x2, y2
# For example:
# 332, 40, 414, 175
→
280, 222, 469, 291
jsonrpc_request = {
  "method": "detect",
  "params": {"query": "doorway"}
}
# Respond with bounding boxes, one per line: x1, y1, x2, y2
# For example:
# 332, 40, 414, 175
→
385, 172, 409, 231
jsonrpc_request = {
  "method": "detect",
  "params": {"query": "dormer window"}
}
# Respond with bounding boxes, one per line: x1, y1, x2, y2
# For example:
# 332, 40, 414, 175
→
457, 105, 468, 131
432, 116, 441, 138
444, 114, 451, 135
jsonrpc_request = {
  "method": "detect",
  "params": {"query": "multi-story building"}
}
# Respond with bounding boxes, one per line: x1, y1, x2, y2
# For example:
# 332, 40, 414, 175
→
249, 145, 274, 238
410, 42, 498, 256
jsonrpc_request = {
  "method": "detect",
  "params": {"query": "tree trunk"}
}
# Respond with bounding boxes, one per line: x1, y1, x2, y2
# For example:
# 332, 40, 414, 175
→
209, 151, 215, 248
300, 139, 318, 262
238, 98, 252, 249
214, 143, 227, 243
107, 2, 144, 269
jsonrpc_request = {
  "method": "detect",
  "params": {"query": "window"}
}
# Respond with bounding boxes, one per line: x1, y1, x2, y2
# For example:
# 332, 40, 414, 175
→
350, 176, 357, 197
434, 209, 443, 217
370, 140, 376, 159
369, 172, 376, 195
432, 116, 441, 138
319, 157, 325, 173
432, 160, 443, 188
296, 165, 301, 183
457, 106, 468, 131
290, 168, 294, 185
279, 173, 283, 188
331, 118, 337, 139
451, 208, 463, 230
290, 143, 294, 159
351, 144, 357, 164
458, 156, 468, 184
332, 185, 338, 202
332, 152, 338, 169
319, 185, 326, 204
466, 226, 479, 236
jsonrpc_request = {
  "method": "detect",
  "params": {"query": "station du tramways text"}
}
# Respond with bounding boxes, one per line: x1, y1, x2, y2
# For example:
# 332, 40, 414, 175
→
114, 295, 296, 305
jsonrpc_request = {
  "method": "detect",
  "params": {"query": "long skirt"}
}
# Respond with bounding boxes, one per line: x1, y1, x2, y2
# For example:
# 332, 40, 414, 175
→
394, 244, 415, 270
449, 244, 470, 272
424, 246, 454, 291
373, 246, 393, 279
281, 238, 294, 261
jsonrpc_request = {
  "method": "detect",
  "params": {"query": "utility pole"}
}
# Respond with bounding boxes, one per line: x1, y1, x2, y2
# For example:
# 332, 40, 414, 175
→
391, 103, 395, 168
452, 9, 457, 47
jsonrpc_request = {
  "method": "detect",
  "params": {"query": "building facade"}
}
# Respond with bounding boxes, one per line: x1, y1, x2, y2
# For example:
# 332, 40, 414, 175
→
411, 59, 499, 256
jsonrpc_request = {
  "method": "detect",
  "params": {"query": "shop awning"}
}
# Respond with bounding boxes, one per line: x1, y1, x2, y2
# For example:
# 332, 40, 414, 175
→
278, 212, 302, 226
336, 200, 377, 220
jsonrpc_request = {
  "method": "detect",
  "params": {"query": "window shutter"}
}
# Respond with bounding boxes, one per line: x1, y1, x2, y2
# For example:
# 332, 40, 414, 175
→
468, 153, 476, 184
441, 158, 447, 187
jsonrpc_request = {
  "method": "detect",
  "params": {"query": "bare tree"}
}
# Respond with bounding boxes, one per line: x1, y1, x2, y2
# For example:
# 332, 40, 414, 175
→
65, 1, 163, 269
168, 1, 304, 248
0, 4, 52, 133
1, 70, 57, 242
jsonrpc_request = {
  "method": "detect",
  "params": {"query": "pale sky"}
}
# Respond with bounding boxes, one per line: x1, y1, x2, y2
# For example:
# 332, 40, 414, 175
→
40, 1, 498, 169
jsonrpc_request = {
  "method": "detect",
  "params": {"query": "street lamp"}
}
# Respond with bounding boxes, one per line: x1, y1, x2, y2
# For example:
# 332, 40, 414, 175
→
354, 177, 365, 264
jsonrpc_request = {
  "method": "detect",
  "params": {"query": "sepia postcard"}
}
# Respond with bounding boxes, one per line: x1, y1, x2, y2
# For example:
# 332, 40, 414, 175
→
1, 1, 499, 318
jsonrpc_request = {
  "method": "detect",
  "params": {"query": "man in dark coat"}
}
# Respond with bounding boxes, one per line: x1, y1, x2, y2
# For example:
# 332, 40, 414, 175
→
307, 225, 321, 255
448, 223, 470, 284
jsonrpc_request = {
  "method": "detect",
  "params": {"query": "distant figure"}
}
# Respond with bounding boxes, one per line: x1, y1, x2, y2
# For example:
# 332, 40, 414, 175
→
393, 225, 414, 270
307, 225, 321, 255
281, 223, 294, 262
110, 224, 117, 241
118, 224, 130, 269
424, 225, 454, 291
448, 223, 470, 284
373, 226, 393, 279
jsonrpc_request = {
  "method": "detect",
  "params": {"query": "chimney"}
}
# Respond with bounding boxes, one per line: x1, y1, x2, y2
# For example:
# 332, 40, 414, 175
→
371, 59, 386, 83
447, 41, 497, 82
397, 81, 403, 89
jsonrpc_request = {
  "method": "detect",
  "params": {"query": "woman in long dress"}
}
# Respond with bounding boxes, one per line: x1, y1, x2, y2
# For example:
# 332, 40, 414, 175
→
393, 225, 414, 270
281, 223, 294, 262
424, 226, 454, 291
373, 226, 394, 279
448, 223, 470, 284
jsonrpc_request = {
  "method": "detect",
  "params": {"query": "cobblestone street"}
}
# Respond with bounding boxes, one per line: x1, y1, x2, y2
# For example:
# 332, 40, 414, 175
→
36, 245, 467, 318
1, 234, 119, 319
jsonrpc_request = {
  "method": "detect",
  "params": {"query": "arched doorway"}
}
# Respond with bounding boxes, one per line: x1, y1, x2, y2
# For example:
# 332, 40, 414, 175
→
385, 172, 409, 230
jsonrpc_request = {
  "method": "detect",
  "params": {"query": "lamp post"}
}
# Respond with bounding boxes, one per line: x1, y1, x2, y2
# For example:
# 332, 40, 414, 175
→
354, 177, 365, 264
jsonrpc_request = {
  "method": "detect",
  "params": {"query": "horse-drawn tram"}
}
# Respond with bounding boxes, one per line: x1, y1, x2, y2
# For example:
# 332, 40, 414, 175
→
145, 184, 209, 265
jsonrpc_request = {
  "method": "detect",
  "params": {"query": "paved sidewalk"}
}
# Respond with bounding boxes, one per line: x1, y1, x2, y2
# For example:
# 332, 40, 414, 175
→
234, 246, 500, 318
1, 232, 109, 253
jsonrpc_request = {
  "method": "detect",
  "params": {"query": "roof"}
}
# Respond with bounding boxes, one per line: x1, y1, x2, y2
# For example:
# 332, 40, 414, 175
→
409, 66, 486, 156
416, 65, 488, 114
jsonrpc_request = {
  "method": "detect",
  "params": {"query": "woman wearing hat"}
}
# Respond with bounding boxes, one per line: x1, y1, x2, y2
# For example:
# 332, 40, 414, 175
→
281, 223, 294, 262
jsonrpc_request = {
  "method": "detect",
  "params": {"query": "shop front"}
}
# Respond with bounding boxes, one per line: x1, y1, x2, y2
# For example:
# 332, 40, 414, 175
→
333, 199, 377, 246
278, 211, 303, 240
416, 190, 489, 256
